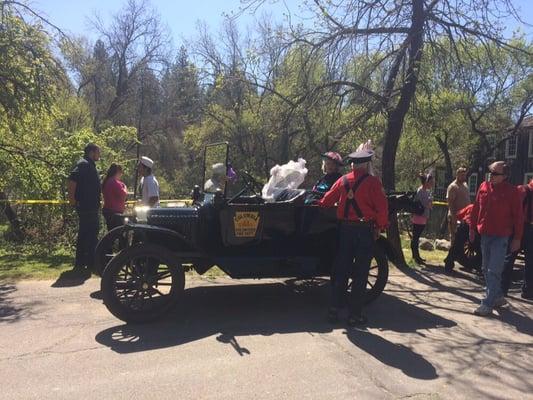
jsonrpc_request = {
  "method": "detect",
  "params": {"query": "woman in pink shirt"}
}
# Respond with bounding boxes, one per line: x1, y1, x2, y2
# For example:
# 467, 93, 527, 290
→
102, 164, 128, 231
411, 173, 434, 264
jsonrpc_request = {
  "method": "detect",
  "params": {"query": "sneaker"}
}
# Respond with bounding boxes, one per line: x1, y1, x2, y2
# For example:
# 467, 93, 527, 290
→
347, 314, 368, 327
493, 297, 508, 308
474, 304, 493, 316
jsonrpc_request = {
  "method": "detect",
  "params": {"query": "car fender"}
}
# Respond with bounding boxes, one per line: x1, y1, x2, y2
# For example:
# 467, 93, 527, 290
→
97, 223, 198, 252
124, 223, 199, 249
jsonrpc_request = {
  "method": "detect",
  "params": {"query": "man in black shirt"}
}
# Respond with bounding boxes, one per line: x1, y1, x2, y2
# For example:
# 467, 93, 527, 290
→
67, 143, 101, 272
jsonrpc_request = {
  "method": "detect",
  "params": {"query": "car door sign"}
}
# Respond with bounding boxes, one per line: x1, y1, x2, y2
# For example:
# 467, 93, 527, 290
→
233, 211, 260, 237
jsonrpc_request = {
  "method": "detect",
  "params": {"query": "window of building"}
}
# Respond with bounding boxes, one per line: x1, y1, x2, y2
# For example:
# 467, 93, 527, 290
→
529, 131, 533, 158
525, 172, 533, 185
468, 173, 478, 195
505, 135, 518, 158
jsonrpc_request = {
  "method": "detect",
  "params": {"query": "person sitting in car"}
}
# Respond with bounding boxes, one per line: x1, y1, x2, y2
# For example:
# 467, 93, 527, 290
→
313, 152, 344, 194
305, 152, 343, 204
204, 163, 227, 193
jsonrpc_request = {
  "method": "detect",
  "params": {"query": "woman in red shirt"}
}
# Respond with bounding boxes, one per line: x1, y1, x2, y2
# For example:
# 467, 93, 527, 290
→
102, 164, 128, 231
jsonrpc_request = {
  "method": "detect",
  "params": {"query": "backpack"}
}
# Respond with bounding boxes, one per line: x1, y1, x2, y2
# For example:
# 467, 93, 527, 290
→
411, 199, 426, 216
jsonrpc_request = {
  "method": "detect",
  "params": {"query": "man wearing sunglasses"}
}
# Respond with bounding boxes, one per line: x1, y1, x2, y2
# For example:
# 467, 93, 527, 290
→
469, 161, 523, 316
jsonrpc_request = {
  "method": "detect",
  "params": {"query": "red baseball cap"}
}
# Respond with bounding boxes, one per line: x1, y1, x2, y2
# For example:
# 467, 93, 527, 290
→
322, 151, 344, 166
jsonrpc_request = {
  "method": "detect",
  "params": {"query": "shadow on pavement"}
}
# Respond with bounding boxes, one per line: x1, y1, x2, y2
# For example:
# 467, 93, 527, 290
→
396, 265, 481, 304
346, 328, 438, 380
496, 307, 533, 336
51, 268, 91, 288
96, 280, 453, 378
0, 284, 22, 323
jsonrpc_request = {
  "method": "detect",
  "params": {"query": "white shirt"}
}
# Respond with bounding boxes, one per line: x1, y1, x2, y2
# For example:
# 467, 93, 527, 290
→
141, 174, 160, 207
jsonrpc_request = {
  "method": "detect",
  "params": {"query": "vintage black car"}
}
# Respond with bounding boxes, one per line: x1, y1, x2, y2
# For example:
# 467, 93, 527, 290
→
97, 143, 401, 323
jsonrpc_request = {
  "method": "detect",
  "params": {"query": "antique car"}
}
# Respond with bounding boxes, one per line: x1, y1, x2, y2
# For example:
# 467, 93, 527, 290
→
97, 143, 401, 323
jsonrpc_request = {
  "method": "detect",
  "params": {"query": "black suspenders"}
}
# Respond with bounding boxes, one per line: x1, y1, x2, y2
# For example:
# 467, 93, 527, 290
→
342, 174, 369, 220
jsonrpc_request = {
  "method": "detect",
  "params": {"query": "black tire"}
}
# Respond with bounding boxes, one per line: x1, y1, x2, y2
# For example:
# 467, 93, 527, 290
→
95, 228, 144, 277
453, 226, 482, 271
101, 244, 185, 323
364, 242, 389, 304
94, 228, 130, 277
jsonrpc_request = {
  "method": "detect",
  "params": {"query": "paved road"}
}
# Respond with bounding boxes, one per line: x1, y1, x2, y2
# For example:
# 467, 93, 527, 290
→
0, 266, 532, 400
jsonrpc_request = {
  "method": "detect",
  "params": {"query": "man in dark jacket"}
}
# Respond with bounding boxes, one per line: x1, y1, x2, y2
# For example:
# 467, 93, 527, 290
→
67, 143, 101, 272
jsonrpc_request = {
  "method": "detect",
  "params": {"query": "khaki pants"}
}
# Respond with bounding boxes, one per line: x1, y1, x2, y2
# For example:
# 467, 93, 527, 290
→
448, 214, 458, 245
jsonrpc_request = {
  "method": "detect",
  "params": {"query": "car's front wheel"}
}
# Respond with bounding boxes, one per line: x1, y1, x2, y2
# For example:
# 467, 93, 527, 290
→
101, 244, 185, 323
364, 241, 389, 304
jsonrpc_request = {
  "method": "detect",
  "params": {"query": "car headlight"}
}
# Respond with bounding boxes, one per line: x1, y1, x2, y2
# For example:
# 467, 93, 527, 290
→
134, 206, 150, 223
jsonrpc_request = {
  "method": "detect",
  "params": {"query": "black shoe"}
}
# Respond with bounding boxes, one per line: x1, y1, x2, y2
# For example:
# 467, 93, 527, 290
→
347, 314, 368, 327
444, 258, 454, 272
327, 308, 339, 324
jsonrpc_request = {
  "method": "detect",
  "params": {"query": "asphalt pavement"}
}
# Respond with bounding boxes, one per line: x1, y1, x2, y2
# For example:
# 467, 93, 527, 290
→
0, 266, 532, 400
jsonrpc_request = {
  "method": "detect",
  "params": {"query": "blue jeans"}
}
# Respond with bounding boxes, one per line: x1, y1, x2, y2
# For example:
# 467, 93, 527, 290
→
331, 223, 374, 316
504, 224, 533, 295
480, 235, 509, 307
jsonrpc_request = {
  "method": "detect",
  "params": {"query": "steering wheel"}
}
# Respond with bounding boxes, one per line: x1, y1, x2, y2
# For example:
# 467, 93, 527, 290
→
227, 171, 263, 204
241, 171, 263, 196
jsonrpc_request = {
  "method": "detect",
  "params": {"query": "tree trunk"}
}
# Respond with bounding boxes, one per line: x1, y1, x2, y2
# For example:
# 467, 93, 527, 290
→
382, 0, 425, 267
133, 73, 146, 200
435, 135, 453, 183
0, 192, 23, 240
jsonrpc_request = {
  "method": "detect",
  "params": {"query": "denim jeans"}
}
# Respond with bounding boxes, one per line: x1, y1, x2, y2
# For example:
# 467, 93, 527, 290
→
331, 223, 374, 316
501, 224, 533, 295
480, 235, 509, 307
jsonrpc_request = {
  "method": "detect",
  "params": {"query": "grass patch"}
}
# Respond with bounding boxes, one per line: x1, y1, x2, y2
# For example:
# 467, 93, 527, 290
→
400, 234, 449, 269
0, 245, 73, 281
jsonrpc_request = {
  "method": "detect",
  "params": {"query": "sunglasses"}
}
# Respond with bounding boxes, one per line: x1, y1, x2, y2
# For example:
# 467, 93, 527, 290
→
489, 171, 505, 176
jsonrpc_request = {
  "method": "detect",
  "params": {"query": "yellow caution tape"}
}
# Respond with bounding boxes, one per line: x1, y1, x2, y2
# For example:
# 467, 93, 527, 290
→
11, 200, 68, 205
1, 199, 192, 205
432, 201, 448, 206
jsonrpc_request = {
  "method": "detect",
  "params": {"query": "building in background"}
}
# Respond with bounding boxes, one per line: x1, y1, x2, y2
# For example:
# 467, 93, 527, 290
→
469, 115, 533, 194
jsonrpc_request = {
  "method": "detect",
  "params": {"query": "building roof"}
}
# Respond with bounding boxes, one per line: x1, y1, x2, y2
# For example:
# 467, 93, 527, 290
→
521, 115, 533, 128
507, 115, 533, 131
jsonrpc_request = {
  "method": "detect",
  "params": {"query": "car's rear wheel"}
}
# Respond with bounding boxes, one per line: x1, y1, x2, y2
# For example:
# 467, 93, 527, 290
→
364, 242, 389, 304
101, 244, 184, 323
453, 225, 482, 271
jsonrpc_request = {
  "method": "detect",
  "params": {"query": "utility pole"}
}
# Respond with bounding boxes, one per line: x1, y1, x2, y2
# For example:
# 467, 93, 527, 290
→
133, 68, 146, 199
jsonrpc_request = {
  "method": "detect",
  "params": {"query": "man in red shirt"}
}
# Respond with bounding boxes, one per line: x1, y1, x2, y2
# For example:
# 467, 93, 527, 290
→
469, 161, 523, 316
318, 143, 388, 326
502, 177, 533, 300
